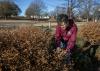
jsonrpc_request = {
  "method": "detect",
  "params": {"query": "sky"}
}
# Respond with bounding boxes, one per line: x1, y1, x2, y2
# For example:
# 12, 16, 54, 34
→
14, 0, 100, 16
14, 0, 66, 16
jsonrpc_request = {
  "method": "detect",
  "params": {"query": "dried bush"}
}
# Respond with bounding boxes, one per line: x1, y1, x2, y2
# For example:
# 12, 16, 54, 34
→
0, 25, 99, 71
0, 27, 68, 71
78, 22, 100, 45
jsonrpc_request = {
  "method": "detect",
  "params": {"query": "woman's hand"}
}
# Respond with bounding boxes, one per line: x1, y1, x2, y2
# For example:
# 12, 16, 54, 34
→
65, 48, 70, 53
56, 47, 61, 52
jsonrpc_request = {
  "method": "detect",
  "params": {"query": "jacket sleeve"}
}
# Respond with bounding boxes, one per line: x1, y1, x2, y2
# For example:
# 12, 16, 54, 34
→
55, 25, 61, 47
66, 27, 77, 50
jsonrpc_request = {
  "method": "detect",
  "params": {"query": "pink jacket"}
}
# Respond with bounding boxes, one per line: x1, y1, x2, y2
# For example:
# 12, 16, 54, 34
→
55, 23, 77, 50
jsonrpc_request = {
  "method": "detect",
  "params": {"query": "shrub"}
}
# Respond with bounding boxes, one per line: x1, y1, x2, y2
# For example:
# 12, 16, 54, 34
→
78, 22, 100, 45
0, 27, 68, 71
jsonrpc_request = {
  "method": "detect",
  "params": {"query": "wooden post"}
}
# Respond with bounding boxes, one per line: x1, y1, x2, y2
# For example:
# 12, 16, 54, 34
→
49, 21, 51, 29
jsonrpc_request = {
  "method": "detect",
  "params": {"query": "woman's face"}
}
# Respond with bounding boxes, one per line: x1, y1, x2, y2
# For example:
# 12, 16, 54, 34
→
61, 22, 69, 30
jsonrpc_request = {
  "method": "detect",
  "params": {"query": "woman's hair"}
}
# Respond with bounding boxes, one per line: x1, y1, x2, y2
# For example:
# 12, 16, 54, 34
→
68, 19, 74, 26
65, 19, 75, 31
56, 14, 75, 29
56, 14, 68, 24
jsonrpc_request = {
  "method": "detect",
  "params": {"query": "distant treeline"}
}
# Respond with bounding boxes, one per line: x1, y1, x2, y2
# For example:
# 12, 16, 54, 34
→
0, 16, 49, 21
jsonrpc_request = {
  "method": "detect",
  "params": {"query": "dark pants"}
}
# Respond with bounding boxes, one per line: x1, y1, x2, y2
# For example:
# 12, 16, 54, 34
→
60, 38, 67, 49
60, 39, 72, 64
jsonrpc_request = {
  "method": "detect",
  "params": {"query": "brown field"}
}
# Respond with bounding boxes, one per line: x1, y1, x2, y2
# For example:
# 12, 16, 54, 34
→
0, 20, 100, 71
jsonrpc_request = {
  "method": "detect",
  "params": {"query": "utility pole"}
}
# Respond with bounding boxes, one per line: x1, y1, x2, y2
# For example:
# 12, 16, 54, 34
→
67, 0, 70, 18
70, 0, 73, 19
67, 0, 73, 19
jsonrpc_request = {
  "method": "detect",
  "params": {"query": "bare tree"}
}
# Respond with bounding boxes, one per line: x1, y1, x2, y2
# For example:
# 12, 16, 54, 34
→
49, 11, 56, 16
49, 6, 67, 17
62, 0, 80, 19
76, 0, 99, 21
25, 0, 46, 18
64, 0, 99, 21
93, 5, 100, 22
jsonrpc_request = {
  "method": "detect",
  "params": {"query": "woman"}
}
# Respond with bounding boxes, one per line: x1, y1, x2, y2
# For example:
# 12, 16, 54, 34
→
55, 14, 78, 64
